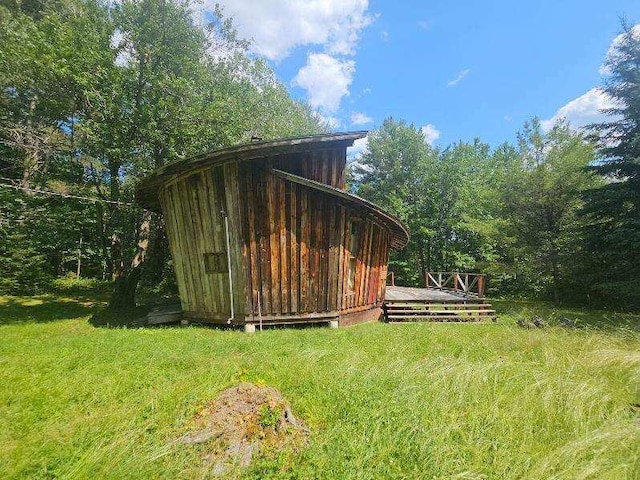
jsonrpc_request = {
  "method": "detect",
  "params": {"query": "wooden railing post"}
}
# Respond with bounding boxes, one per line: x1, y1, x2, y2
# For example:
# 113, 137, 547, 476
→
425, 272, 486, 298
386, 271, 395, 286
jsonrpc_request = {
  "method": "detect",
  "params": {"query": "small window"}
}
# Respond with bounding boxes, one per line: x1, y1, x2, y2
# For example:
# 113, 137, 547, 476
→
203, 252, 227, 274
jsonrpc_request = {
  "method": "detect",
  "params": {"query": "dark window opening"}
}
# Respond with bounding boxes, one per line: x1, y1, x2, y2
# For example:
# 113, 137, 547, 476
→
203, 252, 227, 274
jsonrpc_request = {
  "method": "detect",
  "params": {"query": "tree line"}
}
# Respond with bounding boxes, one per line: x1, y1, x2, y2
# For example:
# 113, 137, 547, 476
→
0, 0, 324, 308
353, 25, 639, 307
0, 1, 638, 309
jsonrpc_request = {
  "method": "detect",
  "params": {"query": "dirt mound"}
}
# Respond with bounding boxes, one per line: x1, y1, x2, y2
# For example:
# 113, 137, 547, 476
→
180, 382, 307, 475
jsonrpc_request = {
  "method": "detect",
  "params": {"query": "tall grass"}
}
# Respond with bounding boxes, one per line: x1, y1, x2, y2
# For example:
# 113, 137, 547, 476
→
0, 295, 638, 479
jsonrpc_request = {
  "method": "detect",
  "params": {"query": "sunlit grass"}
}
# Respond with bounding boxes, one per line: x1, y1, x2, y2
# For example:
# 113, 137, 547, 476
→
0, 294, 638, 479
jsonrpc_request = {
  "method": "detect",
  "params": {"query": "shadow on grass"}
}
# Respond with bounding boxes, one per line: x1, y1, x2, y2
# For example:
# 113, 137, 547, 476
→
0, 296, 98, 325
88, 305, 153, 328
493, 298, 640, 332
0, 293, 166, 329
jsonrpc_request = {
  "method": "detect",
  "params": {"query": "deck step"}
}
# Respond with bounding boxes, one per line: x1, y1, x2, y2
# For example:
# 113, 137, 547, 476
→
385, 301, 491, 308
387, 316, 496, 323
387, 313, 493, 317
385, 307, 494, 312
388, 316, 489, 322
387, 309, 496, 316
383, 299, 497, 323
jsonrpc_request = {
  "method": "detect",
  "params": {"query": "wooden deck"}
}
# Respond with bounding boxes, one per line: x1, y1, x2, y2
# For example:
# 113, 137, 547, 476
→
385, 286, 469, 302
383, 286, 496, 322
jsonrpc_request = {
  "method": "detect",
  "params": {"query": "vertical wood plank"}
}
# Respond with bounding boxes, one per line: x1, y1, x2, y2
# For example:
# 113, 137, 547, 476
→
321, 149, 329, 185
339, 149, 347, 190
223, 162, 248, 319
317, 197, 327, 312
160, 185, 189, 311
248, 166, 261, 315
290, 184, 299, 313
194, 172, 216, 313
258, 168, 272, 313
362, 222, 374, 305
299, 190, 309, 312
310, 196, 321, 311
336, 205, 345, 310
326, 201, 337, 311
236, 165, 252, 316
212, 167, 231, 313
279, 177, 290, 313
267, 172, 281, 313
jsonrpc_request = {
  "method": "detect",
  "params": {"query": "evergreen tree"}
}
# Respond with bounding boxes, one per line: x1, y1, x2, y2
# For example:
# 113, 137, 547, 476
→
583, 23, 640, 306
504, 118, 598, 302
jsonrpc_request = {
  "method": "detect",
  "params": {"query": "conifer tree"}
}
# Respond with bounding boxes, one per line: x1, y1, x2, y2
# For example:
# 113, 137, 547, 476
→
583, 23, 640, 306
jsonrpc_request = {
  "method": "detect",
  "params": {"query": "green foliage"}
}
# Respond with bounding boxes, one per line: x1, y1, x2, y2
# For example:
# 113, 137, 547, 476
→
0, 0, 324, 305
51, 274, 111, 294
581, 22, 640, 308
0, 293, 638, 478
259, 403, 282, 429
0, 1, 635, 309
501, 118, 599, 300
354, 118, 437, 285
353, 117, 599, 304
0, 230, 51, 294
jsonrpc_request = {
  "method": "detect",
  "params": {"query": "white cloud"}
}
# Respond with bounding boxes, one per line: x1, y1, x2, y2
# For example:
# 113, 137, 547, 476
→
540, 88, 617, 131
418, 20, 431, 30
351, 112, 373, 125
293, 53, 355, 113
599, 24, 640, 75
347, 136, 369, 162
381, 30, 389, 42
421, 124, 441, 146
208, 0, 373, 60
447, 68, 470, 87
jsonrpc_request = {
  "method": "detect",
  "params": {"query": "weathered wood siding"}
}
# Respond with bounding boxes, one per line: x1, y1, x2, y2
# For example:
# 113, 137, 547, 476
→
159, 165, 246, 320
157, 145, 392, 323
251, 147, 347, 189
238, 163, 390, 318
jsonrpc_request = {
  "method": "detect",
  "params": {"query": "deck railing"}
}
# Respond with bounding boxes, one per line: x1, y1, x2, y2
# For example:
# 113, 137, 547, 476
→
386, 271, 395, 287
425, 272, 486, 298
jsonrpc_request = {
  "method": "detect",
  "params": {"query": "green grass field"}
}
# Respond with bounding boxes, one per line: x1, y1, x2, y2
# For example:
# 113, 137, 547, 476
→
1, 294, 639, 479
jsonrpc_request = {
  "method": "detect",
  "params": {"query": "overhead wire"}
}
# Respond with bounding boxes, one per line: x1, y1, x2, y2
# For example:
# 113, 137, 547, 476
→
0, 177, 136, 206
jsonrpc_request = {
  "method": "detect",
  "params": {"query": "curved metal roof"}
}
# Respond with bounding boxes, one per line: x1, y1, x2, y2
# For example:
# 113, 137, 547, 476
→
135, 132, 409, 249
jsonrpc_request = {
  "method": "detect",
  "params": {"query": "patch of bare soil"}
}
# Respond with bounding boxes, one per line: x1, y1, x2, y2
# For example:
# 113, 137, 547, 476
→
180, 382, 308, 476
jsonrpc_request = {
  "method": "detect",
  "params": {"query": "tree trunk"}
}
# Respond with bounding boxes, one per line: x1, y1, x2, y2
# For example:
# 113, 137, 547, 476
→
550, 257, 561, 304
109, 266, 143, 311
108, 210, 152, 311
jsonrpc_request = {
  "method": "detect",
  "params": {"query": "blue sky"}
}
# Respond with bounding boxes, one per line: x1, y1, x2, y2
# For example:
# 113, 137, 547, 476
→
212, 0, 640, 150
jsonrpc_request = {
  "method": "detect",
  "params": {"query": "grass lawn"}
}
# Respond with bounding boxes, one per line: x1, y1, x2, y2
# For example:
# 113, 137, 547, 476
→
0, 294, 639, 479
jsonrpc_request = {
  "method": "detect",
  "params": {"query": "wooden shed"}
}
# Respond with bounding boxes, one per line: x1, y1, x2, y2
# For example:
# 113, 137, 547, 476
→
136, 132, 409, 329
